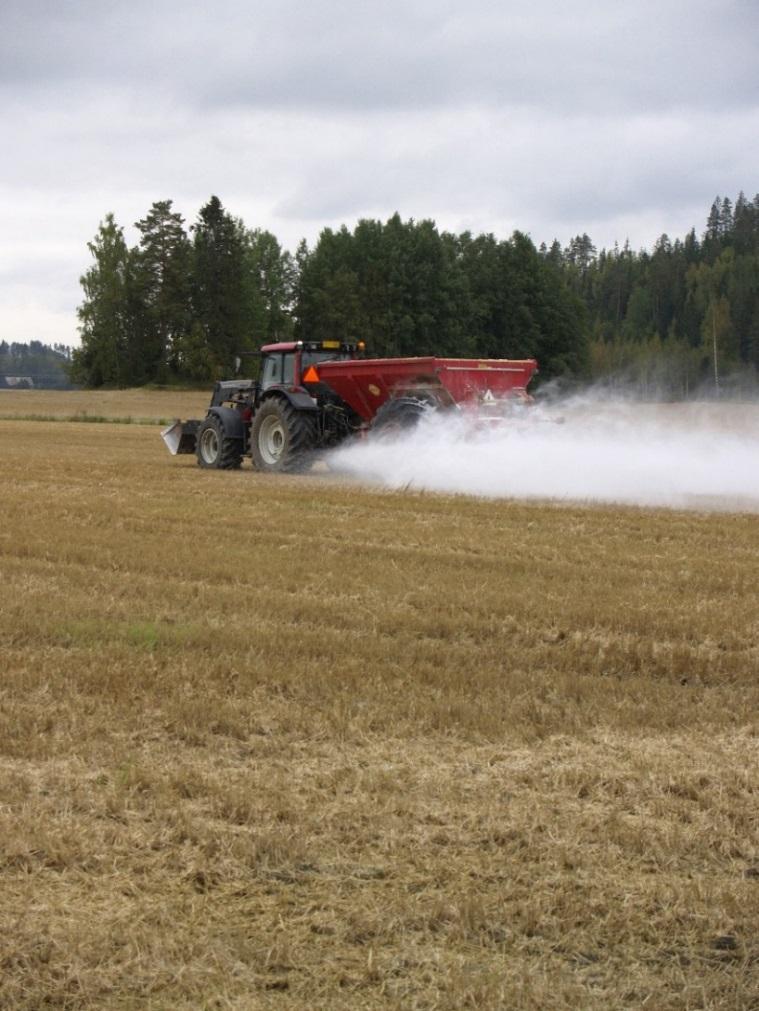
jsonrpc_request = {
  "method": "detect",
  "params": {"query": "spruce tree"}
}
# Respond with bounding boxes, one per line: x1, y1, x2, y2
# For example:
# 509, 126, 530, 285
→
132, 200, 192, 382
191, 196, 251, 375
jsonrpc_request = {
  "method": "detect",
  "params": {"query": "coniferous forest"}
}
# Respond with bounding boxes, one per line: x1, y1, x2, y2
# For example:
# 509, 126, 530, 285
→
70, 193, 759, 396
0, 341, 73, 389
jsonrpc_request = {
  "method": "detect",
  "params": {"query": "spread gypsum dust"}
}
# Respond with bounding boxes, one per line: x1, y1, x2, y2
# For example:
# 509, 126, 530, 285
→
328, 397, 759, 512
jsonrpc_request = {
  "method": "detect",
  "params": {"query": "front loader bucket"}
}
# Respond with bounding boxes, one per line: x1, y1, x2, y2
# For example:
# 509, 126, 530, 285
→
161, 419, 200, 455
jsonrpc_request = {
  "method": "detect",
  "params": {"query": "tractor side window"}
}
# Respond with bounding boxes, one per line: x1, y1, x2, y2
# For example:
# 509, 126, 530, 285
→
261, 352, 295, 388
261, 354, 281, 389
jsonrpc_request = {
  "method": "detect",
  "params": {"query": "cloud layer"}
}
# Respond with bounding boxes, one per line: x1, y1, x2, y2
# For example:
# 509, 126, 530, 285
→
1, 0, 758, 345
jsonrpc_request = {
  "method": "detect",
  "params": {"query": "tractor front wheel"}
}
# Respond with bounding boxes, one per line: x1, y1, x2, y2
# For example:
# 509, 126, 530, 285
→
196, 416, 243, 469
251, 398, 317, 473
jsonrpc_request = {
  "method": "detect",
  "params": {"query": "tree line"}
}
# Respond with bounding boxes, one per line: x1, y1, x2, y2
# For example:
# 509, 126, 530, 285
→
72, 197, 294, 387
0, 341, 73, 389
70, 197, 586, 388
547, 193, 759, 396
72, 192, 759, 396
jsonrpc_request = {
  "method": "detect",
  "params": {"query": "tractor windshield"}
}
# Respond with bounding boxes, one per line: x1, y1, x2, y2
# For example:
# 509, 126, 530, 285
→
301, 350, 352, 368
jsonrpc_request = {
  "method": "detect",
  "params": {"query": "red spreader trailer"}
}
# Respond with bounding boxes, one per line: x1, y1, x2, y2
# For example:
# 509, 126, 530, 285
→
162, 340, 538, 473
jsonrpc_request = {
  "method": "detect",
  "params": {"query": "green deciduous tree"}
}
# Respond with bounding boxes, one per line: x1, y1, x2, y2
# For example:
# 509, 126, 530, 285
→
294, 215, 585, 378
240, 228, 297, 344
71, 214, 134, 387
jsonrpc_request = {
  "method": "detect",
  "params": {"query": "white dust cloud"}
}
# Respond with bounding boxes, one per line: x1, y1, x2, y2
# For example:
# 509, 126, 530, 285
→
329, 398, 759, 512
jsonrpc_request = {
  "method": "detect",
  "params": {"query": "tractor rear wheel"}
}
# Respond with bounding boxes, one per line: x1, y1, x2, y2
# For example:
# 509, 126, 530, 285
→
370, 396, 432, 438
251, 398, 317, 473
196, 416, 243, 469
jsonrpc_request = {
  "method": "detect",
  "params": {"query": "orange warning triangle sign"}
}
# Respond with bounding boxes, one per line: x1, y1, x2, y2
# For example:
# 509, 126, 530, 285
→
303, 366, 320, 383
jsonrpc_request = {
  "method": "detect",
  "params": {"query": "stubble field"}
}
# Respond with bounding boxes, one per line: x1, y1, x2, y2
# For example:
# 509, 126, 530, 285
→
1, 393, 758, 1009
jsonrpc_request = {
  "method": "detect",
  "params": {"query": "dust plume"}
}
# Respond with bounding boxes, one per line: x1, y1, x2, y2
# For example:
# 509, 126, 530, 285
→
329, 398, 759, 511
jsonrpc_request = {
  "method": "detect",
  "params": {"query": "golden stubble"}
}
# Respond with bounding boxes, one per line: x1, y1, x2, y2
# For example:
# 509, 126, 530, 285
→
0, 387, 209, 423
1, 409, 758, 1010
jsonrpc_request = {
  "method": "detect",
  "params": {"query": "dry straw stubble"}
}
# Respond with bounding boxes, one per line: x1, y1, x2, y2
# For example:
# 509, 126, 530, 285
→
0, 403, 758, 1009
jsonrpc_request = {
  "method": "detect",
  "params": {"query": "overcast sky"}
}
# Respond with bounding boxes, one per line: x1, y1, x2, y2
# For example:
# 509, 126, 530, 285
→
2, 0, 758, 347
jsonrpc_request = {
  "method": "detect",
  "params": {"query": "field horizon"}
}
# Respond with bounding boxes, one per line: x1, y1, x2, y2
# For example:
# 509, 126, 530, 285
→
1, 397, 757, 1008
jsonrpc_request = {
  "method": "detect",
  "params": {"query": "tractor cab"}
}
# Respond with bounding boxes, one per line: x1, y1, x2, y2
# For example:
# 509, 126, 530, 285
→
259, 340, 364, 391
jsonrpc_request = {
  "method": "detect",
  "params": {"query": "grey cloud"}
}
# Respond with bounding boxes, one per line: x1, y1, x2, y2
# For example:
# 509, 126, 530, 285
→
2, 0, 758, 115
272, 102, 759, 245
1, 0, 758, 345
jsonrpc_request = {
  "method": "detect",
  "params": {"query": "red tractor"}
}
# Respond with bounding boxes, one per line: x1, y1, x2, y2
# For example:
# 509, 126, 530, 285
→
162, 339, 538, 472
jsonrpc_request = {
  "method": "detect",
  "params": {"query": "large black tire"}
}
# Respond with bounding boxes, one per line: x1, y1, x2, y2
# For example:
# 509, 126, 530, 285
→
369, 396, 431, 438
250, 398, 318, 473
196, 415, 243, 470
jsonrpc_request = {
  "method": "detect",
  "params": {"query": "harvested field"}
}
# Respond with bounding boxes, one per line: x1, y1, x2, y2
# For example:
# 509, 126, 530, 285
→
1, 400, 758, 1009
0, 387, 208, 424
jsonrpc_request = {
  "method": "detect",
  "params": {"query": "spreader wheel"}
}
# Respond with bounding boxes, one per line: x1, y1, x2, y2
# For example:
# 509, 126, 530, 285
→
369, 396, 432, 438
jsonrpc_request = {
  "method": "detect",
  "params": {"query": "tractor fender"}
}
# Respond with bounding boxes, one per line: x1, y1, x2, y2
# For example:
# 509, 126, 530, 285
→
207, 405, 246, 440
261, 388, 319, 412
